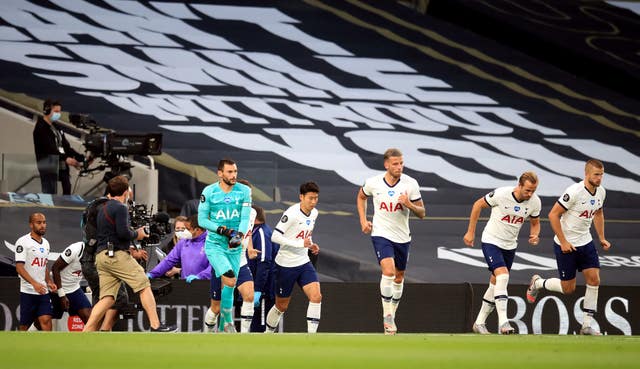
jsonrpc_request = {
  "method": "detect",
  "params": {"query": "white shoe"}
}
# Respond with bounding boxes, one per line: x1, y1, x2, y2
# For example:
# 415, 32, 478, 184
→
499, 322, 515, 335
526, 274, 541, 304
579, 326, 602, 336
383, 314, 397, 335
472, 323, 490, 334
203, 322, 217, 333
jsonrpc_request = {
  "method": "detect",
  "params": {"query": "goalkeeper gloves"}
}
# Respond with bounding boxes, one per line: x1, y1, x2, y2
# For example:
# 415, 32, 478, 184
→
216, 226, 243, 248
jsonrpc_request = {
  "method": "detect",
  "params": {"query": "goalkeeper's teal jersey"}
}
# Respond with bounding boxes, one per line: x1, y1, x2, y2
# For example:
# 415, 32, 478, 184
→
198, 182, 252, 253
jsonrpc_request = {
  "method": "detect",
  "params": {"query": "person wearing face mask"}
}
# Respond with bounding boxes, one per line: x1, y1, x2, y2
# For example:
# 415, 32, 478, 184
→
32, 98, 85, 194
147, 215, 211, 281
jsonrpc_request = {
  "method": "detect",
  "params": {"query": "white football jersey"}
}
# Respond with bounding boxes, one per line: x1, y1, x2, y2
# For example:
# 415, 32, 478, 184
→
14, 233, 50, 294
58, 242, 84, 293
272, 203, 318, 267
240, 208, 257, 267
555, 182, 606, 247
362, 173, 421, 243
481, 186, 542, 250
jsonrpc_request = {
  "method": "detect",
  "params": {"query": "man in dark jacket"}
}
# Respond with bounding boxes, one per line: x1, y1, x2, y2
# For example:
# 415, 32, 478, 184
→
32, 99, 84, 194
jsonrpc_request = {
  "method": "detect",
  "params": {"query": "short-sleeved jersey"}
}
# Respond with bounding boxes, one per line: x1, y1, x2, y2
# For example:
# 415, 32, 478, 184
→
481, 186, 542, 250
555, 182, 606, 247
240, 208, 257, 267
14, 233, 50, 294
198, 182, 252, 254
272, 203, 318, 268
58, 242, 84, 293
361, 173, 421, 243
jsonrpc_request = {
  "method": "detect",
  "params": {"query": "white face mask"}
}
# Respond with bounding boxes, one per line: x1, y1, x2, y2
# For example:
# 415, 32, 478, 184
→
175, 229, 192, 240
50, 112, 61, 122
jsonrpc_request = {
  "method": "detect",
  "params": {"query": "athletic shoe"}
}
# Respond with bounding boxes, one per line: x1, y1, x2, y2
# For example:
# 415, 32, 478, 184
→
526, 274, 541, 304
150, 323, 178, 333
222, 322, 237, 333
383, 314, 397, 335
579, 326, 602, 336
472, 323, 490, 335
499, 322, 515, 335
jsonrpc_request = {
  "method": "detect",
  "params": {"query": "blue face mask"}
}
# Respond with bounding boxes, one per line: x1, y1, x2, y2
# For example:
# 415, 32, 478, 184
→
50, 112, 61, 122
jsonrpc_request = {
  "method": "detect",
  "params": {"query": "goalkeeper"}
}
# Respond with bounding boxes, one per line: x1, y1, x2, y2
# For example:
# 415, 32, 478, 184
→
198, 159, 252, 333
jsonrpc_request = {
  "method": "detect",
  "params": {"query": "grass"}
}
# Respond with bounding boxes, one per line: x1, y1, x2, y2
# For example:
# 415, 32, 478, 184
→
1, 332, 638, 369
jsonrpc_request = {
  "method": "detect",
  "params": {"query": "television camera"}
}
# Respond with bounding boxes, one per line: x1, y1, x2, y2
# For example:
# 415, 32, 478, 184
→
69, 113, 162, 182
128, 202, 171, 247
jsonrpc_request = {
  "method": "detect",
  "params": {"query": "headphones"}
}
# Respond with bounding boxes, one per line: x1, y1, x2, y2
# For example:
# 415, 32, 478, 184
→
43, 99, 52, 115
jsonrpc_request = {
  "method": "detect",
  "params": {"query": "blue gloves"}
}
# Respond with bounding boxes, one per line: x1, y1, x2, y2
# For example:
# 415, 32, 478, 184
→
253, 291, 262, 307
185, 275, 199, 283
146, 273, 152, 279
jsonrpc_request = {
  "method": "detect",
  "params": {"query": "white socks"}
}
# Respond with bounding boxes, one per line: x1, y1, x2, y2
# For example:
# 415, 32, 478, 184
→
582, 284, 599, 327
475, 283, 495, 325
204, 307, 219, 331
391, 281, 403, 317
306, 302, 321, 333
240, 301, 254, 333
265, 306, 284, 333
535, 277, 564, 294
380, 275, 394, 317
494, 274, 509, 326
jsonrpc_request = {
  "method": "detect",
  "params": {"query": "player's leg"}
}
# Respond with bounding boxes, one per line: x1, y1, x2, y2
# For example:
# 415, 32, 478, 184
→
220, 252, 241, 333
68, 288, 93, 324
527, 242, 575, 303
237, 265, 255, 333
391, 241, 410, 320
265, 265, 295, 333
481, 243, 514, 334
372, 237, 397, 335
300, 262, 322, 333
473, 276, 495, 334
204, 272, 221, 333
578, 241, 602, 335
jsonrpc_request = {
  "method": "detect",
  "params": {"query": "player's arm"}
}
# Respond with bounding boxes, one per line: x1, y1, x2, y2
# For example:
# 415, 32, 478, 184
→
44, 262, 57, 293
528, 216, 541, 246
197, 188, 222, 232
356, 187, 372, 234
51, 257, 69, 308
271, 211, 304, 248
593, 208, 610, 251
398, 183, 426, 219
236, 188, 253, 237
463, 197, 490, 247
148, 242, 181, 278
548, 202, 575, 253
406, 198, 426, 219
15, 263, 47, 295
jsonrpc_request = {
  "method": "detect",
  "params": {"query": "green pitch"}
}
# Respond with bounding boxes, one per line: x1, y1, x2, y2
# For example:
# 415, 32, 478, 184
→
1, 332, 638, 369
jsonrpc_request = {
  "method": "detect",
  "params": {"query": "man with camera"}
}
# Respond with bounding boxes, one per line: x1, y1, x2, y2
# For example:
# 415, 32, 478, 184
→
83, 175, 175, 332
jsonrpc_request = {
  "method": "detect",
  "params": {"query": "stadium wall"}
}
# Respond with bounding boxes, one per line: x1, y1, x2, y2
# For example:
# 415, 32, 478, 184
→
0, 279, 636, 334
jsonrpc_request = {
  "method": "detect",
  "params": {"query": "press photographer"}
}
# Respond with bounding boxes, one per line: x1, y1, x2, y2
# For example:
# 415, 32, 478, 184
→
82, 175, 175, 332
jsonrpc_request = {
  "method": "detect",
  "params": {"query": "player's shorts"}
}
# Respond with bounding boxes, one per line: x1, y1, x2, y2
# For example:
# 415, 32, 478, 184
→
371, 236, 411, 271
481, 243, 516, 273
210, 263, 253, 300
275, 262, 318, 298
205, 243, 241, 279
19, 292, 53, 327
50, 288, 92, 319
554, 240, 600, 281
96, 250, 150, 299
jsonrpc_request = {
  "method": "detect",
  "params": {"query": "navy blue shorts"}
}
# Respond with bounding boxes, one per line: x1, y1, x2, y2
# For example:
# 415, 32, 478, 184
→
19, 292, 53, 327
50, 288, 92, 319
210, 264, 253, 301
481, 243, 516, 273
275, 262, 318, 298
554, 241, 600, 281
371, 236, 410, 271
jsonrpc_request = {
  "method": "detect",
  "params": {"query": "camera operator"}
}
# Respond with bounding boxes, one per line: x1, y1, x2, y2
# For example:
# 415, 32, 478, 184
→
82, 175, 175, 332
33, 98, 84, 195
